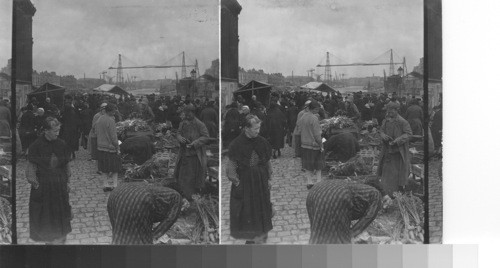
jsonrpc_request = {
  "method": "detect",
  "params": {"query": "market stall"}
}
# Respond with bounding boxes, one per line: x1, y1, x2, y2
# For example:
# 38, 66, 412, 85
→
233, 80, 272, 107
114, 117, 219, 244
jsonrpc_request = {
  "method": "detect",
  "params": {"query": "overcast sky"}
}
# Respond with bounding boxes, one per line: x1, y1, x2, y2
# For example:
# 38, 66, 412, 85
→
238, 0, 423, 78
0, 0, 218, 80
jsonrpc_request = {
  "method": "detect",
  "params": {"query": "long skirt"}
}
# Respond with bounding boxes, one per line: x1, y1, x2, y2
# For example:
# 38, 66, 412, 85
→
176, 155, 204, 199
97, 150, 122, 173
379, 152, 408, 196
230, 165, 273, 240
293, 134, 301, 157
301, 148, 324, 171
29, 170, 72, 242
89, 137, 98, 160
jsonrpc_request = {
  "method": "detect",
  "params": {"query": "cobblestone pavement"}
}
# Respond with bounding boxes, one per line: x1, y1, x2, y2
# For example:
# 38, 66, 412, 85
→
16, 150, 114, 244
221, 145, 444, 244
428, 157, 443, 243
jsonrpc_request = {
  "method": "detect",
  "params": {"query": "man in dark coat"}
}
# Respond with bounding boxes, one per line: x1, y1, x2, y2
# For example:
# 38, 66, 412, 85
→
265, 102, 287, 158
59, 95, 81, 159
79, 102, 93, 150
19, 104, 37, 153
223, 102, 241, 147
404, 99, 424, 136
199, 101, 218, 138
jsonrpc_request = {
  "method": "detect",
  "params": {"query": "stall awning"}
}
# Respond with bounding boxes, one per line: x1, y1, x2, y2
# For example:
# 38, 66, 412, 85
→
94, 84, 129, 96
300, 82, 336, 93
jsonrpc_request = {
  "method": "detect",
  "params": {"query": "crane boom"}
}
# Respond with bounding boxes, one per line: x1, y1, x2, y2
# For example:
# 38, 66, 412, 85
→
317, 62, 404, 67
108, 64, 196, 70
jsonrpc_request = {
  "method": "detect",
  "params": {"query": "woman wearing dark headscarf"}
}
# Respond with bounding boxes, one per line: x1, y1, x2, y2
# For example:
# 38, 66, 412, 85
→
26, 117, 72, 244
227, 114, 273, 244
378, 101, 412, 196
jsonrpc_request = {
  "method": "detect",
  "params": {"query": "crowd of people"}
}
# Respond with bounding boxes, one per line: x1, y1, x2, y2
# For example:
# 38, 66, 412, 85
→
16, 92, 219, 245
225, 90, 442, 244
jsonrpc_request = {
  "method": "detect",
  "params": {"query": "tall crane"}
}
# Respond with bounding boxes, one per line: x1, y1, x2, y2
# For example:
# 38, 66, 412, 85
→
107, 52, 198, 78
316, 49, 407, 77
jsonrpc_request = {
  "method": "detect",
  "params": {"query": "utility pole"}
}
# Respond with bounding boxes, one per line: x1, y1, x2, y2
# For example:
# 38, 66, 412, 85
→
117, 54, 123, 85
325, 52, 332, 84
181, 52, 187, 78
389, 49, 395, 76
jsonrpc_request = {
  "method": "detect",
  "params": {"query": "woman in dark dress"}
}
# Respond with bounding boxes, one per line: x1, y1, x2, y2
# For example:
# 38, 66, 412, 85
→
227, 114, 273, 244
26, 117, 72, 244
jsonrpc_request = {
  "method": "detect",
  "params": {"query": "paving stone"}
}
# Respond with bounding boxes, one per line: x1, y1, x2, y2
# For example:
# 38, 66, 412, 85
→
221, 145, 443, 245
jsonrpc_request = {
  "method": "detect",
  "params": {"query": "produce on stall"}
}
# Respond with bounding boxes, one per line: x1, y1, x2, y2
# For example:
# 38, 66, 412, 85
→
359, 192, 424, 244
116, 119, 153, 140
190, 194, 219, 244
0, 197, 11, 244
124, 151, 177, 183
320, 116, 355, 132
329, 155, 373, 177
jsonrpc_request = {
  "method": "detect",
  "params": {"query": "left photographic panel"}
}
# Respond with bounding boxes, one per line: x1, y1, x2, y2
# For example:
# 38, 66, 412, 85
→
0, 0, 13, 245
11, 0, 220, 245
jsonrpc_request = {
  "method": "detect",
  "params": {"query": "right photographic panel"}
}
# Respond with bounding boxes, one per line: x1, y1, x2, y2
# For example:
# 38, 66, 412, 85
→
221, 0, 441, 244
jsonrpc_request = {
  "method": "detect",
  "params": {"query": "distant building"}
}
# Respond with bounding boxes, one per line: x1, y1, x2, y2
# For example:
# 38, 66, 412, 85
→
205, 59, 219, 78
221, 0, 242, 107
32, 71, 61, 87
268, 73, 285, 86
77, 78, 106, 90
0, 73, 10, 100
346, 76, 384, 89
239, 68, 268, 85
404, 72, 423, 97
284, 75, 314, 87
60, 75, 78, 90
0, 59, 12, 76
413, 57, 423, 75
176, 70, 217, 100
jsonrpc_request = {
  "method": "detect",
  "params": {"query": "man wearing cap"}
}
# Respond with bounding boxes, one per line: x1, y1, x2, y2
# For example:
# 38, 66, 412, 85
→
378, 101, 412, 196
174, 104, 210, 200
